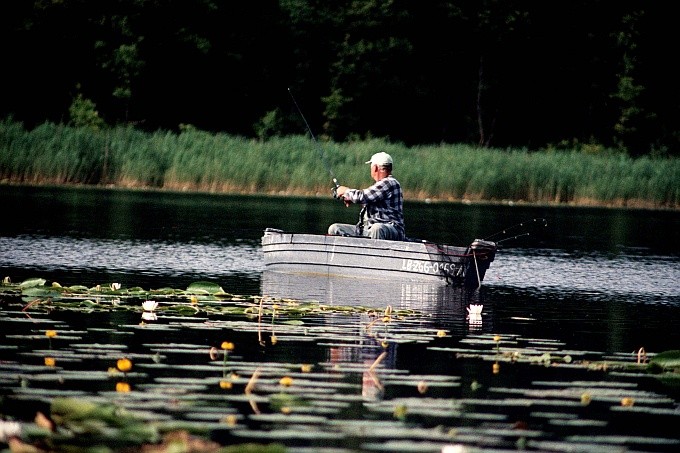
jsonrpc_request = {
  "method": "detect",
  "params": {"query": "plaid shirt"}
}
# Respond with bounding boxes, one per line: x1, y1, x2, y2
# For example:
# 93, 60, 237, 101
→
345, 175, 405, 238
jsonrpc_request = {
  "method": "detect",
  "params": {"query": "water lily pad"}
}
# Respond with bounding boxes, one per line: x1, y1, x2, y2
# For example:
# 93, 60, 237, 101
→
531, 411, 579, 420
2, 276, 680, 453
20, 278, 47, 288
249, 413, 325, 424
648, 350, 680, 371
136, 383, 210, 393
230, 427, 345, 441
564, 434, 680, 448
183, 411, 240, 421
549, 418, 608, 427
186, 281, 226, 295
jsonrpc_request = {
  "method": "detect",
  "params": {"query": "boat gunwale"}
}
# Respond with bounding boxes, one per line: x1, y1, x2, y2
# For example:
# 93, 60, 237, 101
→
262, 233, 494, 261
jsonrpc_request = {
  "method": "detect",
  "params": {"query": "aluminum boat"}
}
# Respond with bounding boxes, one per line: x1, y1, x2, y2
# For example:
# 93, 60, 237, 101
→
261, 228, 497, 288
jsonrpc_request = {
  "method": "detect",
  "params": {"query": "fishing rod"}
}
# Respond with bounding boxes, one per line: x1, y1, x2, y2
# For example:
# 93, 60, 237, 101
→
483, 217, 547, 242
287, 88, 341, 198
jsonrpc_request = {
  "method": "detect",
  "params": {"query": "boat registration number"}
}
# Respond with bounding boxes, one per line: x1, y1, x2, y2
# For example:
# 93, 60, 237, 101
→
401, 259, 452, 274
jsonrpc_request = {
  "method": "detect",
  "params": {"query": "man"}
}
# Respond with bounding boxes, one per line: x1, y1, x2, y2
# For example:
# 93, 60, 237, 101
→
328, 151, 405, 240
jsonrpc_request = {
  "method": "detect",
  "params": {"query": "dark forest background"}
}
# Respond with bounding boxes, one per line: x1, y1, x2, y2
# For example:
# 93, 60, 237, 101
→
2, 0, 678, 156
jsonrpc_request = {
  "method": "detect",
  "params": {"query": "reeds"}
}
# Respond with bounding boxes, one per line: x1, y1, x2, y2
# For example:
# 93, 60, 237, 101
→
1, 118, 677, 208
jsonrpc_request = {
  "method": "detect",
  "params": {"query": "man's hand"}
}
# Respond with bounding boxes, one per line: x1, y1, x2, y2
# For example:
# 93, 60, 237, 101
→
336, 185, 351, 207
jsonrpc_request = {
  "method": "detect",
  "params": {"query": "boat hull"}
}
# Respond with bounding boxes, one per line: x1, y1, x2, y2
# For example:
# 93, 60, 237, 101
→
261, 229, 496, 287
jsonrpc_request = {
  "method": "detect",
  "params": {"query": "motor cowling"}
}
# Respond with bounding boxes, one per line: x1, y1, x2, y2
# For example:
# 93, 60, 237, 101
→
469, 239, 497, 261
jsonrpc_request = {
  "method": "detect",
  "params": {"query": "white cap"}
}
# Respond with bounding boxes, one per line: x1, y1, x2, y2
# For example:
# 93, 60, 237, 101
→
365, 152, 393, 166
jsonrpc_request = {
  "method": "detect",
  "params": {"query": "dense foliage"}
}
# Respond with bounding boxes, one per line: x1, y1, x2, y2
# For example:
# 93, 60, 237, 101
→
1, 1, 678, 156
1, 120, 678, 208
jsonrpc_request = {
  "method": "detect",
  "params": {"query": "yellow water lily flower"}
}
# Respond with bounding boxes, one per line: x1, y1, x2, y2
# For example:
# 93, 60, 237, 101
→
116, 358, 132, 372
581, 392, 592, 405
45, 330, 57, 338
222, 414, 238, 426
279, 376, 293, 387
44, 357, 56, 367
116, 382, 131, 392
393, 404, 408, 420
221, 341, 235, 351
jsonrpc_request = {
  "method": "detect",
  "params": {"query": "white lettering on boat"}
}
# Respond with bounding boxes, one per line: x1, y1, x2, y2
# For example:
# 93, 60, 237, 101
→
402, 260, 451, 274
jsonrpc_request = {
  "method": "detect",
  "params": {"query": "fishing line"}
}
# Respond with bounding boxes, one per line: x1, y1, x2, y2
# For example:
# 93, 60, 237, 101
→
484, 217, 547, 242
288, 88, 340, 194
496, 233, 530, 244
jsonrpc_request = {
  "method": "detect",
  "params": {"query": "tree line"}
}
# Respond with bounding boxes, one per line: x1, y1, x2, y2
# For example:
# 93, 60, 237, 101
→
2, 0, 677, 156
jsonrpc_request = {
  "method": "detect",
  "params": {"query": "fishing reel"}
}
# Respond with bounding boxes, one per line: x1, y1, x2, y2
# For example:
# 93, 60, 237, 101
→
331, 179, 344, 201
332, 182, 351, 206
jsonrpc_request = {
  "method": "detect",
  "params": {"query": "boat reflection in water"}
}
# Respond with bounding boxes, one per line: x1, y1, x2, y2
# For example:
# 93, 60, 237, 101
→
261, 270, 485, 315
261, 270, 491, 401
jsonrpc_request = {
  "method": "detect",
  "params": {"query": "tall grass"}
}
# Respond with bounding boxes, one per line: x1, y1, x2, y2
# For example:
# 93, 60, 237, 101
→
1, 118, 678, 209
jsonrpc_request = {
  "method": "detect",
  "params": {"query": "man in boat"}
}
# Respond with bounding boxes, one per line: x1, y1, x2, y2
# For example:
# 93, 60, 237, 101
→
328, 151, 405, 240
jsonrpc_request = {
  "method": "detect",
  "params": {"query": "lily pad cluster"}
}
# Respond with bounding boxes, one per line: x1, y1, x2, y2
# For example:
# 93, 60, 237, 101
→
1, 277, 414, 319
1, 276, 679, 453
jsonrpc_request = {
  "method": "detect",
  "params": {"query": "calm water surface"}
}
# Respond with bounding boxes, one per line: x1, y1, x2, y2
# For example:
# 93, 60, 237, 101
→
2, 185, 680, 452
1, 185, 679, 352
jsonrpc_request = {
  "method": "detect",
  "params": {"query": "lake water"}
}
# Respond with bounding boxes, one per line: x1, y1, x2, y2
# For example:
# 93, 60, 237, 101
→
1, 185, 679, 452
2, 185, 678, 351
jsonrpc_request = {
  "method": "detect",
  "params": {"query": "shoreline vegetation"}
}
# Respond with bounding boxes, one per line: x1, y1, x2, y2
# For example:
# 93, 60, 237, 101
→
1, 119, 678, 211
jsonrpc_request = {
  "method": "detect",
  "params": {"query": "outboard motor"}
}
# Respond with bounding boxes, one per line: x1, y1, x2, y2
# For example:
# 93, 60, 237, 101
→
463, 239, 498, 288
469, 239, 497, 262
